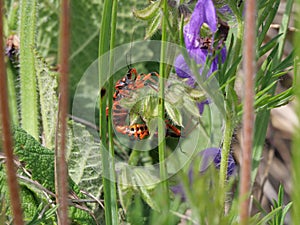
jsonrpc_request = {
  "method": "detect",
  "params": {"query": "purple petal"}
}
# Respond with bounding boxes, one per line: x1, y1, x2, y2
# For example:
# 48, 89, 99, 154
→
184, 0, 217, 50
199, 147, 220, 172
213, 149, 236, 177
187, 46, 208, 64
174, 55, 196, 86
174, 55, 192, 79
197, 99, 210, 114
218, 4, 233, 15
171, 147, 236, 200
221, 46, 227, 63
170, 183, 186, 201
194, 147, 236, 178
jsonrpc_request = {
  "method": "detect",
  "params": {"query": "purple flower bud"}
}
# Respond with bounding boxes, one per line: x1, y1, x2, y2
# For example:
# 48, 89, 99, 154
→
171, 147, 236, 200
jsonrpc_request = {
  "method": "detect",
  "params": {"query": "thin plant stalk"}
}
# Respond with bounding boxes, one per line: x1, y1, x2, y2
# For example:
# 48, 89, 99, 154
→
219, 112, 233, 209
98, 0, 116, 224
107, 0, 119, 223
219, 6, 244, 212
158, 0, 169, 209
54, 0, 70, 224
239, 0, 256, 223
7, 63, 18, 124
0, 0, 24, 224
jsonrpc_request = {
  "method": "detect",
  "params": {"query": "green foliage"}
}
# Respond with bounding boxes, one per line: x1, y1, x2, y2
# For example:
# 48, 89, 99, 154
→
249, 186, 292, 225
1, 0, 297, 223
35, 50, 59, 149
13, 126, 55, 191
251, 0, 294, 182
26, 204, 58, 225
269, 185, 292, 225
118, 167, 160, 212
2, 125, 98, 223
133, 1, 162, 39
67, 122, 102, 200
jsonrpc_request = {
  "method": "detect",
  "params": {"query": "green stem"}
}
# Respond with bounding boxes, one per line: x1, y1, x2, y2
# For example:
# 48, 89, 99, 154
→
128, 150, 140, 166
6, 60, 18, 124
98, 0, 113, 224
19, 0, 38, 139
107, 0, 118, 224
158, 0, 169, 210
219, 108, 233, 208
218, 10, 244, 212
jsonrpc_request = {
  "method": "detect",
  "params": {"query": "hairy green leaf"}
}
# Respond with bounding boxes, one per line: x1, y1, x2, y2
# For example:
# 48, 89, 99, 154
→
133, 1, 160, 21
145, 12, 161, 40
165, 101, 183, 127
35, 50, 58, 149
13, 126, 55, 191
67, 122, 102, 199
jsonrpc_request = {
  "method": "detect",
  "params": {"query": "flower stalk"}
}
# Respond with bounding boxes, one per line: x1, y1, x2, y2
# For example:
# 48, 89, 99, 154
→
55, 0, 71, 224
158, 0, 170, 209
99, 0, 118, 224
239, 0, 256, 223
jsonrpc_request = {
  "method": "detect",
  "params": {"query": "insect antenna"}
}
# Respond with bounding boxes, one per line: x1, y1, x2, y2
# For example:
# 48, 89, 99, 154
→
126, 28, 136, 70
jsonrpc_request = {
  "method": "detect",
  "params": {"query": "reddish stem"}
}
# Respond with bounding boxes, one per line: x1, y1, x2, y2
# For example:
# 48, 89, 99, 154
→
55, 0, 70, 224
240, 0, 256, 223
0, 1, 24, 224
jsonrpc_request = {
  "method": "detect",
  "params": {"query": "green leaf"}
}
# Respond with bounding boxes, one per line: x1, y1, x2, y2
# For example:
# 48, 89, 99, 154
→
134, 169, 160, 211
20, 186, 40, 222
69, 0, 102, 97
258, 34, 282, 58
182, 96, 202, 119
145, 12, 161, 40
67, 122, 102, 199
13, 126, 55, 191
34, 50, 58, 149
118, 166, 160, 211
273, 51, 294, 72
133, 1, 160, 21
69, 205, 97, 225
256, 207, 282, 225
257, 0, 280, 47
165, 101, 183, 127
6, 0, 19, 32
27, 204, 57, 225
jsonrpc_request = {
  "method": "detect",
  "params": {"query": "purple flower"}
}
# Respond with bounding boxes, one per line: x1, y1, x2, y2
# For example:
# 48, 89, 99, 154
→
171, 147, 236, 200
174, 0, 228, 114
